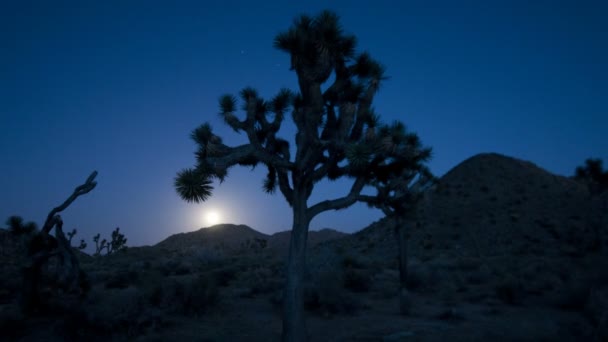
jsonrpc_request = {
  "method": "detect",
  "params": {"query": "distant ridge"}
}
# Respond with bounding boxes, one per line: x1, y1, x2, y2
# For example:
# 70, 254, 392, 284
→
154, 224, 268, 252
154, 224, 348, 253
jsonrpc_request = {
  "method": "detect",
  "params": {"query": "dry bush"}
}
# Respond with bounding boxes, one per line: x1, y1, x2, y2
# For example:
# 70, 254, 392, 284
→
209, 265, 240, 286
405, 262, 440, 292
370, 269, 399, 299
104, 268, 139, 289
86, 286, 164, 338
343, 268, 372, 293
303, 270, 361, 315
494, 274, 524, 305
340, 254, 367, 269
236, 266, 283, 297
144, 275, 219, 316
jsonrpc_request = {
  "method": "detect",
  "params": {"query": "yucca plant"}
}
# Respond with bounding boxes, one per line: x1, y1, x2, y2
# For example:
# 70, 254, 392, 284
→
175, 10, 431, 342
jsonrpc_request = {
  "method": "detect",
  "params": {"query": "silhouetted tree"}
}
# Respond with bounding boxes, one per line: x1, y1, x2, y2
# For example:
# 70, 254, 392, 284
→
175, 11, 431, 342
66, 228, 87, 250
358, 166, 435, 315
575, 158, 608, 193
21, 171, 97, 313
93, 227, 127, 256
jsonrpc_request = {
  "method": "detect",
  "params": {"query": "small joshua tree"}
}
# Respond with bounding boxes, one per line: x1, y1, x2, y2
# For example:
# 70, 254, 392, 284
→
67, 228, 87, 250
358, 163, 435, 315
175, 11, 431, 341
93, 227, 127, 256
575, 158, 608, 194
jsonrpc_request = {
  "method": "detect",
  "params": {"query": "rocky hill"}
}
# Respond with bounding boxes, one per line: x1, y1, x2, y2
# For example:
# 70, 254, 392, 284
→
316, 153, 607, 326
347, 153, 605, 259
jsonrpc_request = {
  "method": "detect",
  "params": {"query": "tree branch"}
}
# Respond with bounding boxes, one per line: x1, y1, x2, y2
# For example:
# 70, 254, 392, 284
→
277, 168, 294, 205
357, 194, 392, 217
307, 176, 366, 218
42, 171, 98, 235
207, 144, 295, 172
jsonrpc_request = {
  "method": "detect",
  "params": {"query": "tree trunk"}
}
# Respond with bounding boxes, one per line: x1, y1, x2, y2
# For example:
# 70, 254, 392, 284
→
54, 221, 84, 294
282, 192, 310, 342
396, 217, 410, 315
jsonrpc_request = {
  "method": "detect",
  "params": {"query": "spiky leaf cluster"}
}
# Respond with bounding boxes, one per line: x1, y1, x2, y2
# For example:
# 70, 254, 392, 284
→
175, 168, 214, 203
176, 83, 294, 202
274, 10, 356, 83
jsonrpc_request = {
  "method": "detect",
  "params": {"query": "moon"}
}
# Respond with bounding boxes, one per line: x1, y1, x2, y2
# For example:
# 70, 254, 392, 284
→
204, 210, 222, 226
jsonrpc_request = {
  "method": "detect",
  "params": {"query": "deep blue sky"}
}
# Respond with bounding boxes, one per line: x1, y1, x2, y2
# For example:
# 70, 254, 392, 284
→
1, 1, 606, 247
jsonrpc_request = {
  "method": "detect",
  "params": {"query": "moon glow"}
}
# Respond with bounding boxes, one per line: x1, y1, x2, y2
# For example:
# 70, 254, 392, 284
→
205, 210, 222, 226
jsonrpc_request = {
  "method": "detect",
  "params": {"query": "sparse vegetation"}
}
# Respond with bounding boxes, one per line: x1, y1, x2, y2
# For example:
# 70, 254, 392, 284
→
1, 152, 605, 341
303, 270, 361, 316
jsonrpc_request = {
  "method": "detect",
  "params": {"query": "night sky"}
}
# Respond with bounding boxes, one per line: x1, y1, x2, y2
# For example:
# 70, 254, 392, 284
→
1, 1, 606, 247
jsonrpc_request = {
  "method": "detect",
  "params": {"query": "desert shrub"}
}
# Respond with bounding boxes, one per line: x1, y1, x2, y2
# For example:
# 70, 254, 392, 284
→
585, 287, 608, 338
369, 270, 399, 299
405, 268, 423, 291
466, 264, 493, 285
209, 265, 239, 286
341, 254, 366, 269
555, 280, 592, 311
304, 270, 360, 315
154, 275, 219, 316
104, 269, 139, 289
159, 258, 192, 276
86, 286, 163, 338
494, 274, 524, 305
238, 266, 283, 296
343, 268, 372, 293
405, 263, 439, 292
191, 247, 223, 264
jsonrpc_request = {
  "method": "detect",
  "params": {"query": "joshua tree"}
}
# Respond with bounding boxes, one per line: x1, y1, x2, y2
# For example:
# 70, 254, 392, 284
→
358, 164, 435, 315
575, 158, 608, 193
93, 227, 127, 256
21, 171, 97, 312
67, 228, 87, 250
175, 11, 431, 341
